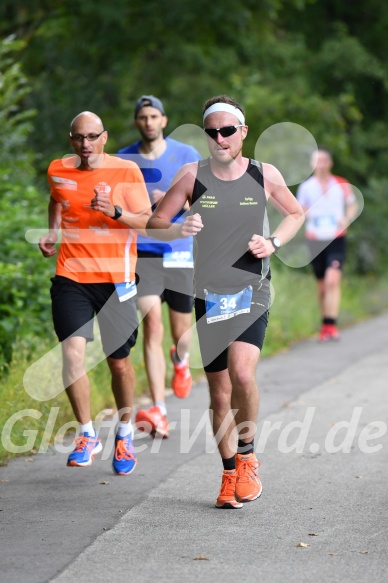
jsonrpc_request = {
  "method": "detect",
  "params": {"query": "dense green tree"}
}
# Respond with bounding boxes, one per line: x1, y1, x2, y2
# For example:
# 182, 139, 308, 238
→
0, 36, 53, 372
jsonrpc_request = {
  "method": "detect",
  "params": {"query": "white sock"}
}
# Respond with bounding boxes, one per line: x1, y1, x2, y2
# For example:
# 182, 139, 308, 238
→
117, 420, 134, 438
155, 401, 167, 417
80, 421, 95, 436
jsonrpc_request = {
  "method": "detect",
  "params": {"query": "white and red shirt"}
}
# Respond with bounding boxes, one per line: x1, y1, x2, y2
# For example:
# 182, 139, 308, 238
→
297, 175, 355, 241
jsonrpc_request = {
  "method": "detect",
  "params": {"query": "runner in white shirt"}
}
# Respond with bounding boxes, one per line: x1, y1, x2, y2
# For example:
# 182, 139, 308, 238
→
297, 148, 358, 341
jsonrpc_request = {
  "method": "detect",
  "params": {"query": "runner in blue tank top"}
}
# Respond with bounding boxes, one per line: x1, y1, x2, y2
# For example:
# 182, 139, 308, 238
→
118, 96, 201, 438
147, 96, 304, 509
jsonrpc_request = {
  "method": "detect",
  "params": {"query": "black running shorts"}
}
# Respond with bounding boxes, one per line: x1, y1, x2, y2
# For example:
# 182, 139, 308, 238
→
308, 236, 346, 280
194, 284, 270, 373
50, 275, 138, 359
136, 251, 194, 313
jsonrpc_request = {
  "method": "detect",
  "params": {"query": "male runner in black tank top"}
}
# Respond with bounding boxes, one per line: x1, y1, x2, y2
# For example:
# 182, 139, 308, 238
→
147, 95, 304, 509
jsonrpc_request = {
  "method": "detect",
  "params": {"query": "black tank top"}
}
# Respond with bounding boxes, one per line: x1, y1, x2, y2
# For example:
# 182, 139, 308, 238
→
191, 158, 270, 297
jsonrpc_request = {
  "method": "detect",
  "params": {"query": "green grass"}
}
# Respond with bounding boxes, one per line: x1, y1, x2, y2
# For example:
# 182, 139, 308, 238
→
1, 269, 387, 464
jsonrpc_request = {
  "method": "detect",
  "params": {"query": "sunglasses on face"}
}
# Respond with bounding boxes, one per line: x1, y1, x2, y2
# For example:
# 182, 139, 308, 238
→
204, 125, 244, 139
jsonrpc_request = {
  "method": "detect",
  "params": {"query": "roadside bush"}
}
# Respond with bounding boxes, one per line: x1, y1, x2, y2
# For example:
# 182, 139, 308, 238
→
0, 36, 53, 372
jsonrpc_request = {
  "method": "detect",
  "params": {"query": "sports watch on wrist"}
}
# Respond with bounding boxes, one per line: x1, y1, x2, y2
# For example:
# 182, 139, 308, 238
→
112, 205, 122, 220
268, 236, 281, 253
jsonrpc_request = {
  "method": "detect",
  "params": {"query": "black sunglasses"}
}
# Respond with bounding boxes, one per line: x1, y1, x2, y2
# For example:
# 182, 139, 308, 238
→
204, 125, 244, 139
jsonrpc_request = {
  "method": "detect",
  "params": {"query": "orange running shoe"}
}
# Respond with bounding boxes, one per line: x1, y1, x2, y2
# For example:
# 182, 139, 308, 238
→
170, 346, 192, 399
235, 453, 262, 503
135, 405, 169, 438
215, 470, 243, 509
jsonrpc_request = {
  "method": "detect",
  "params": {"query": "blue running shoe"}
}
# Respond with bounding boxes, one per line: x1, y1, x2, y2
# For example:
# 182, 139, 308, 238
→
113, 434, 137, 475
67, 432, 102, 467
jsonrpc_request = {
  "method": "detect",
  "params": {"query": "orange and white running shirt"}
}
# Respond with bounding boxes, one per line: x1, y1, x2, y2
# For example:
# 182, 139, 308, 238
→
48, 153, 150, 284
297, 175, 356, 241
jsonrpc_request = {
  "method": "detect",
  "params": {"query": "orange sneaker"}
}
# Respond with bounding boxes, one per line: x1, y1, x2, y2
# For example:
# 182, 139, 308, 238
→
135, 405, 169, 438
170, 346, 192, 399
215, 470, 243, 509
235, 453, 262, 503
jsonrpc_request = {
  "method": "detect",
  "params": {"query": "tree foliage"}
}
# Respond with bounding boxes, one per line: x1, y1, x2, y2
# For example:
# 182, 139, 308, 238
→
0, 36, 53, 372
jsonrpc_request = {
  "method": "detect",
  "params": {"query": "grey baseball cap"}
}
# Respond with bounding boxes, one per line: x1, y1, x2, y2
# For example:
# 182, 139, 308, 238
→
134, 95, 166, 118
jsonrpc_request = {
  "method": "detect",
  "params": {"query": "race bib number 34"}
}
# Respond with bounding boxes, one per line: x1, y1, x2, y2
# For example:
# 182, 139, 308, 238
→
205, 286, 253, 324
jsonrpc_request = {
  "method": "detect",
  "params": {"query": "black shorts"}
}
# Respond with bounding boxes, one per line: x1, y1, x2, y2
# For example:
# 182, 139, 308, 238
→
194, 282, 270, 373
308, 237, 346, 280
136, 251, 194, 313
50, 276, 138, 359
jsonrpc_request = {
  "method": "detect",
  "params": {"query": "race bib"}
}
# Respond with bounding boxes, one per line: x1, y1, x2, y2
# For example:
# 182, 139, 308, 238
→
114, 281, 137, 302
205, 286, 253, 324
314, 216, 336, 229
163, 237, 194, 268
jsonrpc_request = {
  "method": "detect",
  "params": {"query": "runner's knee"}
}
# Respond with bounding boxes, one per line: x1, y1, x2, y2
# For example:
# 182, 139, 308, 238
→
107, 356, 131, 376
143, 313, 164, 340
209, 379, 232, 411
62, 338, 85, 370
325, 268, 341, 288
228, 347, 258, 387
229, 366, 256, 391
210, 391, 231, 412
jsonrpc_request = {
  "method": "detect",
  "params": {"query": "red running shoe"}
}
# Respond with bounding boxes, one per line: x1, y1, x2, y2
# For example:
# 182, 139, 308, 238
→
135, 405, 169, 438
319, 323, 340, 342
170, 346, 192, 398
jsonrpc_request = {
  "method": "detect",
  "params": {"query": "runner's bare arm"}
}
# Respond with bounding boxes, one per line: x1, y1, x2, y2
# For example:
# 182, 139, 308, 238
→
118, 207, 152, 230
146, 163, 200, 241
151, 189, 190, 211
248, 163, 305, 258
339, 195, 358, 230
39, 196, 62, 257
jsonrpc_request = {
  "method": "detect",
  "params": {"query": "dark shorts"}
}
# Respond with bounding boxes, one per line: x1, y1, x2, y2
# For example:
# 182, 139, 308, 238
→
50, 276, 138, 359
194, 281, 270, 373
136, 251, 194, 314
308, 237, 346, 280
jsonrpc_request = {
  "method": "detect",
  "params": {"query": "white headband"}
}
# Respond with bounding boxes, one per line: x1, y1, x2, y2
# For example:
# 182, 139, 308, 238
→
203, 103, 245, 125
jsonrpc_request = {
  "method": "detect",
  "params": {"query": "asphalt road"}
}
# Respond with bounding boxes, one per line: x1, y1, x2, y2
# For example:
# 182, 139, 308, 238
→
1, 315, 387, 583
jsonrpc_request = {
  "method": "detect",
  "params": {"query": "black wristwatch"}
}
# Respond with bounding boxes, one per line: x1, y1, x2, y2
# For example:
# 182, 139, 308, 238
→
112, 205, 122, 220
268, 236, 281, 253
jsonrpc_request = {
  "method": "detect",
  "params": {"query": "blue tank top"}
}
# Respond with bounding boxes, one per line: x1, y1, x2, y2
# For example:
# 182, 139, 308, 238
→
118, 137, 201, 255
